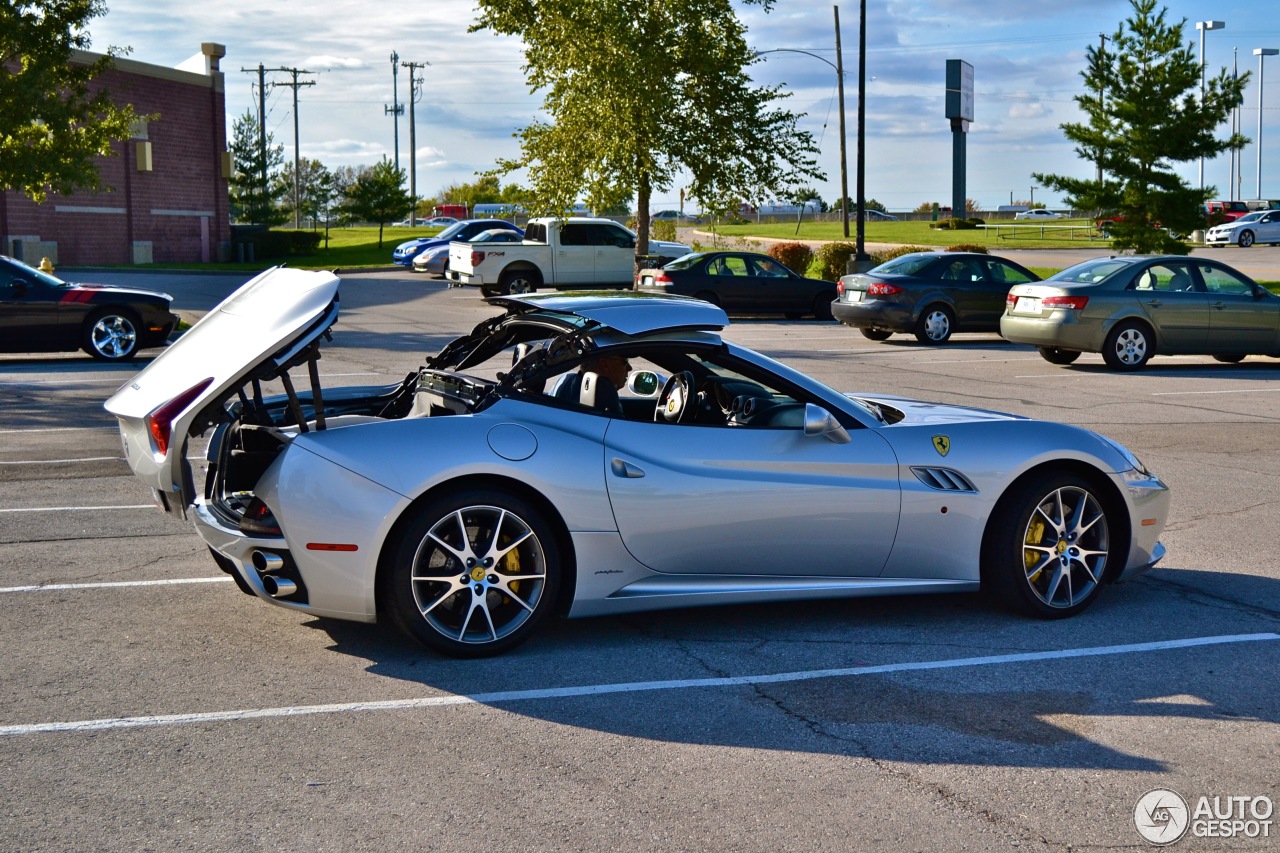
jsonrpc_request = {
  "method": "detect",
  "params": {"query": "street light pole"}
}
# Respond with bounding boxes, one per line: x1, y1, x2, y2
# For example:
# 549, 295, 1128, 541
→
1198, 21, 1228, 190
1255, 48, 1278, 199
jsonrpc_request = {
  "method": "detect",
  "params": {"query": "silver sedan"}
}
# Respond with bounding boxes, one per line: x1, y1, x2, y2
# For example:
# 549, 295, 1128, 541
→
105, 273, 1170, 657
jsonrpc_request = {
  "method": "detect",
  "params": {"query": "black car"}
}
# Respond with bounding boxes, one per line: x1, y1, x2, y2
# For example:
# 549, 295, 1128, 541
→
833, 251, 1041, 344
390, 219, 524, 266
634, 251, 838, 320
0, 255, 178, 360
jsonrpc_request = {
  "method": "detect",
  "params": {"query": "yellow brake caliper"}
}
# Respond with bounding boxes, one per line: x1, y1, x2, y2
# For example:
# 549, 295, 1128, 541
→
503, 538, 521, 595
1025, 518, 1046, 581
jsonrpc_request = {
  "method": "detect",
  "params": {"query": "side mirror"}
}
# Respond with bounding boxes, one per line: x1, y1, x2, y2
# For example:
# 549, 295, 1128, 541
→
627, 370, 662, 397
11, 278, 30, 295
803, 403, 851, 444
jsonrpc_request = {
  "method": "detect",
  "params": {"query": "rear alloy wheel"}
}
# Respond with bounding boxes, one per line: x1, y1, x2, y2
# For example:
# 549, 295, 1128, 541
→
82, 309, 141, 360
985, 474, 1114, 619
812, 291, 836, 321
498, 270, 539, 295
860, 328, 893, 341
1037, 346, 1081, 365
1212, 353, 1246, 364
1101, 321, 1153, 370
384, 489, 561, 657
913, 304, 955, 344
1238, 230, 1255, 248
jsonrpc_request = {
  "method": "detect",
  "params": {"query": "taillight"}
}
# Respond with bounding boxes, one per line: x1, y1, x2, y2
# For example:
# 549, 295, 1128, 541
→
654, 272, 673, 284
146, 377, 213, 457
1006, 292, 1018, 307
471, 250, 485, 267
867, 281, 903, 296
836, 280, 845, 294
239, 496, 282, 536
1042, 295, 1089, 310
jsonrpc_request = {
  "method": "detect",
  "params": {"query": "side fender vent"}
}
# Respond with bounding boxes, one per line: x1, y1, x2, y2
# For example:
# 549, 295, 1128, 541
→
911, 466, 978, 493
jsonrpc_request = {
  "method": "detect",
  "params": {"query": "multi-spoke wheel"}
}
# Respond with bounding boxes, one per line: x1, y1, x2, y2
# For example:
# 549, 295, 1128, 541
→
984, 474, 1114, 618
384, 490, 561, 657
82, 309, 140, 360
1101, 321, 1153, 370
913, 304, 955, 344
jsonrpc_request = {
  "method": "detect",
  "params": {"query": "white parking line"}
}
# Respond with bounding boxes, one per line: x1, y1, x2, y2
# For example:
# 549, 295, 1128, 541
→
0, 426, 116, 435
0, 505, 153, 513
0, 457, 122, 465
0, 378, 129, 387
2, 633, 1274, 737
0, 577, 231, 594
1152, 387, 1280, 396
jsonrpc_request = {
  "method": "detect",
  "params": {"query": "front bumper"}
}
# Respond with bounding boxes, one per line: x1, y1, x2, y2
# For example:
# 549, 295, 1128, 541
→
1204, 232, 1236, 246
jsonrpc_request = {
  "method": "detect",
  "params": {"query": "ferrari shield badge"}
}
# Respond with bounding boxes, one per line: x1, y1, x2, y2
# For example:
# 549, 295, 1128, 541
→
932, 435, 951, 457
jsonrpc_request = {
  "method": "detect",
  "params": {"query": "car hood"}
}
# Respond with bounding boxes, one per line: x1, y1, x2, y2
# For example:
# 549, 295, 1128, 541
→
650, 240, 691, 256
103, 267, 340, 516
848, 393, 1027, 425
62, 282, 173, 302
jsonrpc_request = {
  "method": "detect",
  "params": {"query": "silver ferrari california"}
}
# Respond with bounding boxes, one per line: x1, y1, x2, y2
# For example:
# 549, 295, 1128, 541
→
105, 268, 1170, 657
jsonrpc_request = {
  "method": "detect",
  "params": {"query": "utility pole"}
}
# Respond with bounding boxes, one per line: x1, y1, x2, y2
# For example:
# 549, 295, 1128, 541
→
385, 52, 404, 172
402, 58, 430, 224
268, 67, 316, 229
833, 6, 849, 239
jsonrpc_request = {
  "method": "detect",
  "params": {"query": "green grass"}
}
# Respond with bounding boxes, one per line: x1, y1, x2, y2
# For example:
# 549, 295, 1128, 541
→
707, 218, 1112, 250
116, 226, 444, 272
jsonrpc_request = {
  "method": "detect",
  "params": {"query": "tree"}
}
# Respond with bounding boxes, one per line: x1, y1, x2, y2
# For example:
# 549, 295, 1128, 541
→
279, 158, 334, 229
1034, 0, 1247, 254
342, 157, 410, 246
1, 0, 144, 202
229, 109, 288, 226
472, 0, 822, 259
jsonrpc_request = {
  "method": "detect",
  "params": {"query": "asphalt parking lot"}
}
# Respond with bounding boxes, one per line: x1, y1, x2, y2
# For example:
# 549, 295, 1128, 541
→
1, 269, 1277, 851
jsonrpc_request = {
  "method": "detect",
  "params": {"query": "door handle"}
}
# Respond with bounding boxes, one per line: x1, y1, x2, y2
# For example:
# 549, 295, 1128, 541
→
1147, 299, 1162, 307
610, 458, 646, 478
1212, 301, 1226, 310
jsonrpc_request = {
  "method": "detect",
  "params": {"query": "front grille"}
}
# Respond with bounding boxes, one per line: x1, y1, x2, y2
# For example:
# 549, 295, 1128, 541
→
911, 466, 978, 493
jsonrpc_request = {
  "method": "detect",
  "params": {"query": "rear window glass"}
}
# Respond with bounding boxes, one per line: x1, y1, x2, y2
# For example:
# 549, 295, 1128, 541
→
1047, 259, 1130, 284
874, 254, 937, 276
665, 253, 707, 271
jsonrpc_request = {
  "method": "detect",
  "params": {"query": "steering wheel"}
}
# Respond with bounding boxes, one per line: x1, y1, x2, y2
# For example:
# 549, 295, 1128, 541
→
655, 371, 695, 423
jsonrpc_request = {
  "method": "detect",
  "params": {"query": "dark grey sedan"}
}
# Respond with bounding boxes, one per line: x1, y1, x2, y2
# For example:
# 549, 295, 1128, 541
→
833, 252, 1040, 344
635, 251, 838, 320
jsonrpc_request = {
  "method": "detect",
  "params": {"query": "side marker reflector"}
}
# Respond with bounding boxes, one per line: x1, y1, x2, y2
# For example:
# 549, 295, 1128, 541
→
306, 543, 359, 552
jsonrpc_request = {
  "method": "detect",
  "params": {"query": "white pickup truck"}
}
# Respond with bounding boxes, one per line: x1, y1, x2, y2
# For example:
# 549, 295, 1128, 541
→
447, 216, 690, 296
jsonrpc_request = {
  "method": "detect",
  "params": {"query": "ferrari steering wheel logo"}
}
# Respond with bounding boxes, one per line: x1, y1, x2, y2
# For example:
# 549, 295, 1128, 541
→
932, 435, 951, 457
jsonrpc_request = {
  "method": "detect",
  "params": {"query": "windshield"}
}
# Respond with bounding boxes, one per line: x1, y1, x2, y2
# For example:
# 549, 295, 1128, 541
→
3, 256, 65, 287
1047, 259, 1130, 284
1235, 212, 1265, 223
435, 222, 468, 240
664, 253, 707, 271
874, 254, 937, 276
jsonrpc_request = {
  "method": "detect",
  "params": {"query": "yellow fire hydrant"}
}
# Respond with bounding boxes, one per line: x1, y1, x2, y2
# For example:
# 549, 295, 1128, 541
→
38, 257, 55, 274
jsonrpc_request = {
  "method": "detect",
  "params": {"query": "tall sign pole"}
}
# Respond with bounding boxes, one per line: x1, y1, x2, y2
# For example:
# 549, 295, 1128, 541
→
945, 60, 974, 219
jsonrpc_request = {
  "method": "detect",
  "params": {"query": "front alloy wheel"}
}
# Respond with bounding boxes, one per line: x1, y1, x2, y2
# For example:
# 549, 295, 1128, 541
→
83, 311, 140, 360
385, 491, 560, 657
986, 475, 1113, 618
1238, 230, 1255, 248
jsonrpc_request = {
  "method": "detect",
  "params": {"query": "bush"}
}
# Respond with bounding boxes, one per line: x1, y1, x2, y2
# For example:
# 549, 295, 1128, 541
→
813, 242, 857, 280
869, 244, 933, 265
931, 217, 979, 231
651, 218, 677, 242
767, 241, 814, 273
246, 229, 324, 259
945, 243, 988, 254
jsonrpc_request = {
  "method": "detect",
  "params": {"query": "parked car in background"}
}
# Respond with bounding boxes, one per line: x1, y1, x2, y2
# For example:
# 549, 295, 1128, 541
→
413, 229, 523, 277
391, 219, 523, 267
1205, 200, 1250, 224
424, 216, 458, 227
833, 251, 1040, 344
635, 251, 837, 320
1014, 209, 1064, 221
105, 274, 1169, 656
1001, 255, 1280, 370
0, 255, 178, 360
862, 209, 898, 221
1204, 210, 1280, 248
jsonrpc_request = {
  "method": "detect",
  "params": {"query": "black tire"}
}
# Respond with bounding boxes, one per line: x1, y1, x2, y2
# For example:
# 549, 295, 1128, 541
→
983, 473, 1115, 619
1101, 321, 1153, 370
383, 489, 562, 657
81, 308, 141, 361
498, 269, 540, 296
693, 290, 721, 308
860, 328, 893, 341
1238, 230, 1255, 248
1037, 346, 1082, 365
812, 291, 836, 321
913, 304, 955, 345
479, 285, 496, 298
1212, 353, 1246, 364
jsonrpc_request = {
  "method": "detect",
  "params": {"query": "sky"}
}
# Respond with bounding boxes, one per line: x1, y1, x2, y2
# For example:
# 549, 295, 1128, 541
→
85, 0, 1280, 213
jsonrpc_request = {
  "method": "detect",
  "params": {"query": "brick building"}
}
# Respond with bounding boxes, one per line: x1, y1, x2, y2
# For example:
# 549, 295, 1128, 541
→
1, 43, 231, 266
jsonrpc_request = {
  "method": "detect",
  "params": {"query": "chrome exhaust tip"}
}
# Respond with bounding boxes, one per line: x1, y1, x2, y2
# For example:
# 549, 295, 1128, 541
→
261, 575, 298, 598
251, 550, 285, 573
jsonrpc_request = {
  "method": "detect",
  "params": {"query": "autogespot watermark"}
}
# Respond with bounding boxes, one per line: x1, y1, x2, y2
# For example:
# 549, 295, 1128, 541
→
1134, 789, 1274, 845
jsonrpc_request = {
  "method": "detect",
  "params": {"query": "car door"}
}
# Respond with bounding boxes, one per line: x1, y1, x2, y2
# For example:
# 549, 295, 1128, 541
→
555, 223, 597, 286
1129, 261, 1209, 351
704, 254, 754, 310
974, 259, 1037, 328
0, 267, 64, 352
937, 257, 987, 326
1195, 262, 1280, 353
1256, 210, 1280, 244
592, 223, 637, 285
748, 256, 803, 313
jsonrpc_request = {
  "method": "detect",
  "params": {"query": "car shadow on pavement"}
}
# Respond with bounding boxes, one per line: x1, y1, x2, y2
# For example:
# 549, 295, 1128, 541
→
305, 567, 1278, 771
